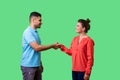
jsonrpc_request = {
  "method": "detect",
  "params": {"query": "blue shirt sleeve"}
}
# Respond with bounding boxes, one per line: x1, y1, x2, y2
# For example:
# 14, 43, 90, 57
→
24, 31, 36, 44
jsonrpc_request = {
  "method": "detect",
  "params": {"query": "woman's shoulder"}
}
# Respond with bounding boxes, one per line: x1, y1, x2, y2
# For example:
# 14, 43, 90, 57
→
73, 36, 79, 40
86, 36, 95, 45
86, 36, 93, 40
70, 36, 79, 42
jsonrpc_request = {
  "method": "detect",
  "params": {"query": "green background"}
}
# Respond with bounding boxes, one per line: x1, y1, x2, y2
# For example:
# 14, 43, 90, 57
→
0, 0, 120, 80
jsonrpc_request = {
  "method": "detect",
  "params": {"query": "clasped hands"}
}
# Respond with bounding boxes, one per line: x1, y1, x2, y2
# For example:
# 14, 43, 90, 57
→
52, 42, 63, 50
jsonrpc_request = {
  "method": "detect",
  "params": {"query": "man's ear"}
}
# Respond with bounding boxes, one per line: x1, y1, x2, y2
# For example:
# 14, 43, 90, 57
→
31, 17, 36, 23
32, 17, 36, 23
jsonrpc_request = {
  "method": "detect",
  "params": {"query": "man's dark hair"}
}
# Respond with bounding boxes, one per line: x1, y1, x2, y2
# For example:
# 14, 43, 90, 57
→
29, 12, 42, 21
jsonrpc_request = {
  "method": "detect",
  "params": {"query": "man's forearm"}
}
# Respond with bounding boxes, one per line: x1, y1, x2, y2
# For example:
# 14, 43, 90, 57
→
30, 41, 58, 52
36, 44, 54, 52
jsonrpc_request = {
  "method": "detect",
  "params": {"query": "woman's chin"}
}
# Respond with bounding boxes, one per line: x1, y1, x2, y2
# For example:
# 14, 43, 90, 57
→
76, 30, 79, 33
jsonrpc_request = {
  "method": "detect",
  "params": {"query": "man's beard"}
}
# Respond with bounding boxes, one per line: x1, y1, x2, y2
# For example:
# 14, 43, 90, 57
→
38, 25, 41, 28
35, 24, 41, 29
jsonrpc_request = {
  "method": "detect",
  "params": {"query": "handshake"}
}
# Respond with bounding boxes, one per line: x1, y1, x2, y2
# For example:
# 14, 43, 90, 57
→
52, 42, 63, 50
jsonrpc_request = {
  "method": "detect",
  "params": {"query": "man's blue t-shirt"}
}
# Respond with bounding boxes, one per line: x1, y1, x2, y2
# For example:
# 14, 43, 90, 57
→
21, 27, 41, 67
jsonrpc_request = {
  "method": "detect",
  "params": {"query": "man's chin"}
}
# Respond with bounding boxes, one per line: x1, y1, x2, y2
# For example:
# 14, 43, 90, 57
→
38, 27, 41, 28
37, 26, 41, 28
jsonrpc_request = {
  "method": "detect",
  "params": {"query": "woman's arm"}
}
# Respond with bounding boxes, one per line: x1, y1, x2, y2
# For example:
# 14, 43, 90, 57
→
57, 37, 75, 56
59, 44, 72, 56
85, 39, 94, 75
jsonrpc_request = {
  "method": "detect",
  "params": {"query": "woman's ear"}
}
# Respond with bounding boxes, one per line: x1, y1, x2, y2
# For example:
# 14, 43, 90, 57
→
82, 27, 86, 32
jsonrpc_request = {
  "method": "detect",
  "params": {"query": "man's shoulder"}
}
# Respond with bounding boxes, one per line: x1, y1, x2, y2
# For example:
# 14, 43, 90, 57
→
23, 27, 31, 35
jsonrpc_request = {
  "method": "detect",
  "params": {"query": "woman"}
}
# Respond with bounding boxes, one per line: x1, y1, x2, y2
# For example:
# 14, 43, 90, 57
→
58, 18, 94, 80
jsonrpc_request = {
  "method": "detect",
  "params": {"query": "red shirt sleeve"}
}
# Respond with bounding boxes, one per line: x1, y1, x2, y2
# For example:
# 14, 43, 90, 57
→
85, 39, 94, 75
60, 45, 72, 56
60, 38, 74, 56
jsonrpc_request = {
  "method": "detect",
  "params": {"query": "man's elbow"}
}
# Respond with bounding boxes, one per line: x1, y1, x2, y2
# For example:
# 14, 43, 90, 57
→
34, 46, 42, 52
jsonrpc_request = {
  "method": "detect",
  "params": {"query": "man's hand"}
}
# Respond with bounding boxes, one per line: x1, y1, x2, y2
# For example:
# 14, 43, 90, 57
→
56, 44, 64, 48
84, 74, 90, 80
39, 65, 44, 73
53, 42, 59, 50
52, 43, 65, 50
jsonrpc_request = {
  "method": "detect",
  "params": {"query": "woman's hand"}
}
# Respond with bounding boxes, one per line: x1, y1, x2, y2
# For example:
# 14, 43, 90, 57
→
84, 74, 90, 80
56, 44, 64, 48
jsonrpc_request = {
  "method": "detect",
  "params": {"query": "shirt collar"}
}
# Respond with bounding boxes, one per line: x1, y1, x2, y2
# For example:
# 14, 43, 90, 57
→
29, 26, 37, 33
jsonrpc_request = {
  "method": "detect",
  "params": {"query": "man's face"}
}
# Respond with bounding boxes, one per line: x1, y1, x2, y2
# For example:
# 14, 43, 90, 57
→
34, 16, 42, 28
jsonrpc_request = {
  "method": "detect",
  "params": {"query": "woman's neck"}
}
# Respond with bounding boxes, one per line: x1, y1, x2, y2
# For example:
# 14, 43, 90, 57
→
79, 32, 87, 38
78, 32, 87, 43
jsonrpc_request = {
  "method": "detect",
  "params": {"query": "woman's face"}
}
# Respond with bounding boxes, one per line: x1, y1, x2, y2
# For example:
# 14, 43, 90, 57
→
76, 22, 85, 33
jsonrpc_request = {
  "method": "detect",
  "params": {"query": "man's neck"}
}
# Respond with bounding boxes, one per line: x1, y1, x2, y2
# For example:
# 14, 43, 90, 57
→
30, 24, 36, 30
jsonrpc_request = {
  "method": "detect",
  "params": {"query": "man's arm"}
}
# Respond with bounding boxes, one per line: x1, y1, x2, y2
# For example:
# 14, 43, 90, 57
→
40, 61, 44, 73
30, 41, 58, 52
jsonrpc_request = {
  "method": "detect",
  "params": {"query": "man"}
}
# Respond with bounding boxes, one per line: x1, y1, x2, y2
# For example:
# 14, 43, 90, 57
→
21, 12, 58, 80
